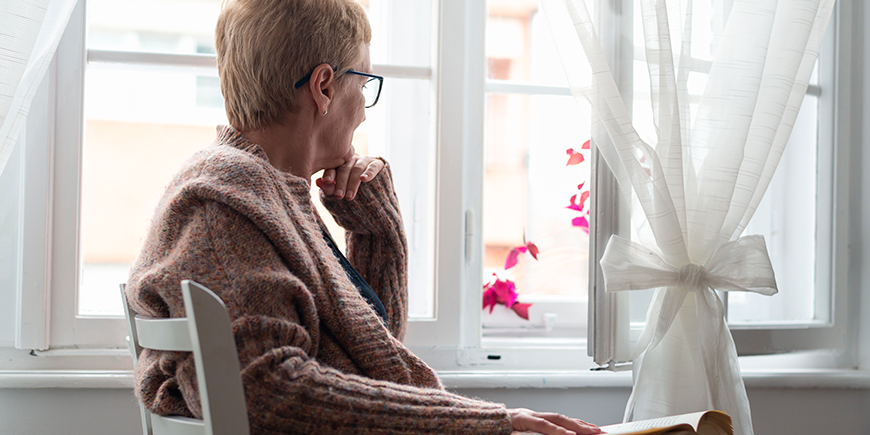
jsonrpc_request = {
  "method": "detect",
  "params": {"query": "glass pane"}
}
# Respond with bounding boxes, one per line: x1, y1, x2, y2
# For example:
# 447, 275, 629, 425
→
80, 66, 229, 316
729, 95, 819, 324
86, 0, 431, 67
482, 93, 591, 300
628, 0, 825, 326
486, 0, 567, 86
78, 66, 397, 316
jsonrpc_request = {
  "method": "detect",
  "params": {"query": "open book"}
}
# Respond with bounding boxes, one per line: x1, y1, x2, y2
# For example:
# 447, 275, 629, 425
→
599, 411, 732, 435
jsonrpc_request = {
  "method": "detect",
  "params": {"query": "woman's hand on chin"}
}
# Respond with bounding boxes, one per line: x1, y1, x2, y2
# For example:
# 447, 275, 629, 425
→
316, 153, 386, 200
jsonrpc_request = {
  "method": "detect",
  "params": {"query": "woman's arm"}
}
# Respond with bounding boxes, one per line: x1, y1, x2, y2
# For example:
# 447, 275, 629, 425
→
320, 163, 410, 340
129, 195, 514, 435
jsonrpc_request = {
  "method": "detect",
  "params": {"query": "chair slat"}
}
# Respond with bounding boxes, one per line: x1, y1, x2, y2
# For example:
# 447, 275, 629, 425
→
151, 415, 206, 435
135, 317, 193, 351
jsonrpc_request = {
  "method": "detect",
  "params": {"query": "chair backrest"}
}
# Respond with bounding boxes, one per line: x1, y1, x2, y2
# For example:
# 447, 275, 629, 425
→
120, 280, 250, 435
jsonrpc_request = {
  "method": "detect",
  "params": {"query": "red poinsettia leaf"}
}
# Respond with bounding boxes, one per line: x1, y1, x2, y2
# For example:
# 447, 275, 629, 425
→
504, 248, 521, 270
567, 194, 581, 211
582, 139, 591, 150
526, 242, 539, 260
491, 280, 510, 305
565, 148, 575, 155
572, 215, 589, 231
510, 302, 533, 320
482, 289, 497, 313
566, 153, 585, 166
577, 182, 585, 191
579, 191, 590, 208
644, 167, 651, 177
506, 280, 519, 307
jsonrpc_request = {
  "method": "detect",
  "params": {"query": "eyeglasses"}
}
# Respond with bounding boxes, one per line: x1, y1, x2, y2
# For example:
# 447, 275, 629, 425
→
294, 68, 384, 109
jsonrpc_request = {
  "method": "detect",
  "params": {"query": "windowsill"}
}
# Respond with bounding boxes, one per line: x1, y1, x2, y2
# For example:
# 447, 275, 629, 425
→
440, 368, 870, 389
1, 368, 868, 390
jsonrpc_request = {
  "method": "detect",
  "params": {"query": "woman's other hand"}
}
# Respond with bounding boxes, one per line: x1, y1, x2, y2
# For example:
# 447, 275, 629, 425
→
508, 408, 603, 435
316, 153, 385, 200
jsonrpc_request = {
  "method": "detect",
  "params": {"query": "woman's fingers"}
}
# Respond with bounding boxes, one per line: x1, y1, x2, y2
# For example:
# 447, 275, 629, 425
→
508, 409, 602, 435
315, 177, 335, 196
331, 158, 355, 199
538, 413, 602, 435
359, 158, 385, 182
321, 168, 336, 184
320, 155, 386, 200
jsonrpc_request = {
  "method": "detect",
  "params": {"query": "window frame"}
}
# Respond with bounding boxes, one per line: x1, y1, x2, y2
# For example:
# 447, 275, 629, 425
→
403, 0, 599, 372
587, 0, 855, 368
11, 0, 861, 376
17, 0, 440, 352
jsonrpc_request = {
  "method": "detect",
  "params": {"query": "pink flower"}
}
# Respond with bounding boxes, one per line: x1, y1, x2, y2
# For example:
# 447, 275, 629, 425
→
510, 302, 532, 320
505, 241, 540, 269
566, 148, 585, 166
572, 216, 589, 233
482, 274, 533, 320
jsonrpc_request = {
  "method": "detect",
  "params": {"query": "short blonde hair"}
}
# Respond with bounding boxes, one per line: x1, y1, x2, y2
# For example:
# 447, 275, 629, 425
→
215, 0, 372, 131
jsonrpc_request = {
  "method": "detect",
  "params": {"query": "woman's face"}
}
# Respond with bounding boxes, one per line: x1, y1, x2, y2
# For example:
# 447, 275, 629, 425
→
320, 43, 371, 167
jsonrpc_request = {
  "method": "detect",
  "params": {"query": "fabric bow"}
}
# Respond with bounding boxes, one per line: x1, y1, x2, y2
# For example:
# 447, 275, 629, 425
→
599, 234, 777, 427
600, 234, 778, 296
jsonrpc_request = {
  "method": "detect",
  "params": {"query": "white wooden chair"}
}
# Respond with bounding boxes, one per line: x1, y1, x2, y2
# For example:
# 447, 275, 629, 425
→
120, 280, 250, 435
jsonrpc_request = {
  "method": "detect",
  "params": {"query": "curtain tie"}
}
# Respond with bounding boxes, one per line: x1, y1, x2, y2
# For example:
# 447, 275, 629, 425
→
678, 264, 707, 291
600, 234, 778, 296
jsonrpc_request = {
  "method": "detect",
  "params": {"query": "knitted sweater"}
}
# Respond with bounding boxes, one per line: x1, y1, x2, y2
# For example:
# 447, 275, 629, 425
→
125, 126, 512, 434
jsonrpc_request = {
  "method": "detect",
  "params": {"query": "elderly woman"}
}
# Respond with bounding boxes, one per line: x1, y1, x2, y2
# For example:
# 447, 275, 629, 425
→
126, 0, 601, 434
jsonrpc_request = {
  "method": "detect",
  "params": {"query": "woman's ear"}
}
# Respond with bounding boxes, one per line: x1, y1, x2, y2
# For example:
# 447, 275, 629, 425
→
307, 63, 335, 115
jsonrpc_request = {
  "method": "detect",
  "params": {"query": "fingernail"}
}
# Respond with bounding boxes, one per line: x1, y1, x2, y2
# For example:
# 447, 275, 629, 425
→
334, 189, 343, 198
347, 191, 355, 200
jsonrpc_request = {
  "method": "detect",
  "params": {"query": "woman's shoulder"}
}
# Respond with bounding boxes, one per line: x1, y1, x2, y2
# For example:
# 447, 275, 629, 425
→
153, 144, 282, 216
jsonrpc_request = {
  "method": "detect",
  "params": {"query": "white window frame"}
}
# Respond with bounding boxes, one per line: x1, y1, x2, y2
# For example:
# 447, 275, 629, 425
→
403, 0, 594, 371
15, 0, 439, 353
10, 0, 864, 378
587, 0, 857, 369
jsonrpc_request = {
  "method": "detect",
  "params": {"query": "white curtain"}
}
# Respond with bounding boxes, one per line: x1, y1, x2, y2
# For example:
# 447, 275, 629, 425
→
0, 0, 78, 177
540, 1, 835, 434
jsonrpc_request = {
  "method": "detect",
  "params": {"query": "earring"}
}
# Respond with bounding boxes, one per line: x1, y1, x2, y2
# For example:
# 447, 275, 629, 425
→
323, 109, 328, 115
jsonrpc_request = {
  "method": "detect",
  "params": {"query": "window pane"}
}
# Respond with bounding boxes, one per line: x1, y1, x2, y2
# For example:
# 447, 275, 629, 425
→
78, 67, 393, 316
486, 0, 567, 86
627, 0, 827, 326
729, 95, 820, 324
80, 67, 434, 318
86, 0, 431, 67
80, 66, 228, 316
482, 93, 591, 299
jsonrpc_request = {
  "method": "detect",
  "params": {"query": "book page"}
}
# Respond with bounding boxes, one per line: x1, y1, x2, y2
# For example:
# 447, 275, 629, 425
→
600, 412, 708, 434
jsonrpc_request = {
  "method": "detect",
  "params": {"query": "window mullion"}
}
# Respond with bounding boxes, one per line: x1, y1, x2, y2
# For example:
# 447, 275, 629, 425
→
15, 65, 55, 351
88, 48, 434, 80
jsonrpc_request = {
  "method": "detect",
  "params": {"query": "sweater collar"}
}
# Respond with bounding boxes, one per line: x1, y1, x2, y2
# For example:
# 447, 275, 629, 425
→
215, 125, 311, 192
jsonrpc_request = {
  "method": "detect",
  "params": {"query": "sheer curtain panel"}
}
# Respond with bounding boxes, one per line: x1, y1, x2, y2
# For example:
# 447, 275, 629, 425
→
540, 1, 835, 434
0, 0, 78, 176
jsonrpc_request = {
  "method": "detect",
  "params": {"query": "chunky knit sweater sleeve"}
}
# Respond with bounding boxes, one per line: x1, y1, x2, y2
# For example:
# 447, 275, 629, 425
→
320, 166, 409, 339
127, 136, 513, 435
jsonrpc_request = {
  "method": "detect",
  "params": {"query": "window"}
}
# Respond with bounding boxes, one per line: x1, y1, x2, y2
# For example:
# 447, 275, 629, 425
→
586, 0, 847, 366
12, 0, 855, 376
18, 0, 436, 351
479, 0, 590, 340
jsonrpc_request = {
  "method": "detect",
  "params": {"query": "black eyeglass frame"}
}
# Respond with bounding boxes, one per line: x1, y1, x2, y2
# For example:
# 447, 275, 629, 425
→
294, 68, 384, 109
